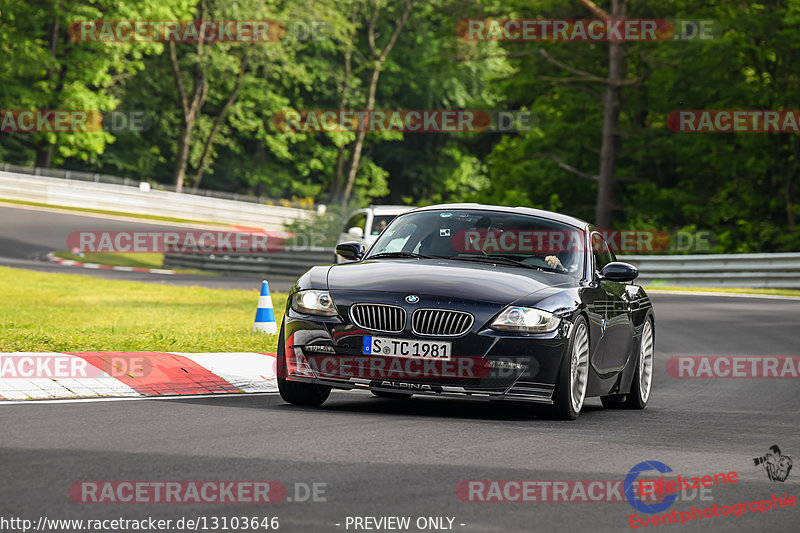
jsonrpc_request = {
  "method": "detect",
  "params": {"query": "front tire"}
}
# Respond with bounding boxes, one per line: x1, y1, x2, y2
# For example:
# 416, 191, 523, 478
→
276, 321, 331, 407
551, 316, 590, 420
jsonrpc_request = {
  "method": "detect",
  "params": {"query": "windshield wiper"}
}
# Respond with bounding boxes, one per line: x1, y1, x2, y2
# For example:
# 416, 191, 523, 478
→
368, 251, 434, 260
447, 254, 561, 273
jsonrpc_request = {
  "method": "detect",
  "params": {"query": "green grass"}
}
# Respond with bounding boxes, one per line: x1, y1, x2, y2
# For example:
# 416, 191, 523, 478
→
0, 266, 286, 352
55, 250, 165, 269
0, 197, 232, 226
643, 285, 800, 297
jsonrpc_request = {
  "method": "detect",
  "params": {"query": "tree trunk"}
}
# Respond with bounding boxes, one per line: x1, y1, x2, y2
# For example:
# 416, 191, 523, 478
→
595, 0, 626, 230
786, 138, 798, 228
168, 2, 208, 193
35, 16, 61, 169
173, 121, 193, 193
332, 2, 359, 198
341, 66, 381, 206
34, 143, 54, 168
786, 172, 795, 229
190, 55, 249, 193
334, 146, 348, 199
340, 0, 411, 206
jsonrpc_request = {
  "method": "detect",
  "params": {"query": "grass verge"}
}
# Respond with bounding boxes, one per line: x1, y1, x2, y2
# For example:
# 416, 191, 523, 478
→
0, 266, 285, 352
54, 250, 165, 269
53, 250, 213, 276
643, 285, 800, 297
0, 197, 231, 226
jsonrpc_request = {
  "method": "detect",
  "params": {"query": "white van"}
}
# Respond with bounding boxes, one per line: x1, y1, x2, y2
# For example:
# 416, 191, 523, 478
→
335, 205, 414, 263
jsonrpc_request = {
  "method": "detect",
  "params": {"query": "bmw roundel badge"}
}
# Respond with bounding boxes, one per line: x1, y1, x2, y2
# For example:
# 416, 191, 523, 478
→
405, 295, 420, 304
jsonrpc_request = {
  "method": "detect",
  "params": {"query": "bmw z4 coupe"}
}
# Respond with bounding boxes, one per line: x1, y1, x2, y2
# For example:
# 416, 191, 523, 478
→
277, 204, 655, 420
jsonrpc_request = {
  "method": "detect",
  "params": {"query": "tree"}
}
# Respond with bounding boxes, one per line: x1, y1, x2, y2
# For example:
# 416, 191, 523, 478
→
339, 0, 412, 206
533, 0, 630, 229
167, 0, 349, 193
587, 0, 624, 230
0, 0, 167, 167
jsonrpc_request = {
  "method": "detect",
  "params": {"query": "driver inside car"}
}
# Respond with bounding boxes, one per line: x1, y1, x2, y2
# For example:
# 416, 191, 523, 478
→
544, 252, 580, 273
464, 216, 580, 273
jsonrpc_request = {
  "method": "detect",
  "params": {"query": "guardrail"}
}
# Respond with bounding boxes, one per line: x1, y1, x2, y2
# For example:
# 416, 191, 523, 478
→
621, 253, 800, 289
0, 169, 311, 230
0, 163, 301, 206
164, 249, 800, 288
163, 247, 335, 278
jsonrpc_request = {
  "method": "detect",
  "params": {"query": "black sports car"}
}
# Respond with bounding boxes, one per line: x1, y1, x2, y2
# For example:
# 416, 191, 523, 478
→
277, 204, 654, 419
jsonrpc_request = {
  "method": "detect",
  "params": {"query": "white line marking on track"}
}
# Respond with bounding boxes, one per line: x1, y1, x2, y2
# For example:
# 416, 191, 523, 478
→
0, 392, 279, 405
647, 290, 800, 301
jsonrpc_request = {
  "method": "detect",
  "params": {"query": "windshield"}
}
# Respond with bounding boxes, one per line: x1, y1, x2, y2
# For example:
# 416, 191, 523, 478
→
367, 209, 585, 276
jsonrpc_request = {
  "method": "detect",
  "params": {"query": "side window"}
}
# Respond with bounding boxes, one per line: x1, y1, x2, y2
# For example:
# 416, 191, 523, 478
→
591, 233, 614, 272
343, 212, 366, 233
371, 215, 396, 235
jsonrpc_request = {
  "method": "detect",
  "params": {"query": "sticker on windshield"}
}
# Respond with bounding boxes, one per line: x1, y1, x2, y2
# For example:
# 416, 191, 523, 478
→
440, 212, 452, 218
440, 228, 451, 237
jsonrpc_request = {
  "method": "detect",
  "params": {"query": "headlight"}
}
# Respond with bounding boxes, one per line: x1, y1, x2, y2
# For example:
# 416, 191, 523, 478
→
490, 306, 560, 333
291, 290, 338, 316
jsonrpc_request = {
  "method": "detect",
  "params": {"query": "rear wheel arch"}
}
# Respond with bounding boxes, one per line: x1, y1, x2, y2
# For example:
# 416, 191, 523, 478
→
603, 313, 654, 410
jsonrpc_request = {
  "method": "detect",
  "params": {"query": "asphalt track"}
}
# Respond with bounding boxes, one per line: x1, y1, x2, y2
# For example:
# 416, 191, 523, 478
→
0, 204, 294, 291
1, 204, 799, 532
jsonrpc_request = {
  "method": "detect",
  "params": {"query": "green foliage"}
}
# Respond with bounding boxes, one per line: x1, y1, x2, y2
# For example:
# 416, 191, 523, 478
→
284, 204, 349, 247
1, 0, 798, 252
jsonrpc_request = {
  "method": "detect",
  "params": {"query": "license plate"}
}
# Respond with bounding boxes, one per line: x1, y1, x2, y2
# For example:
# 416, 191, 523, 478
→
362, 336, 452, 360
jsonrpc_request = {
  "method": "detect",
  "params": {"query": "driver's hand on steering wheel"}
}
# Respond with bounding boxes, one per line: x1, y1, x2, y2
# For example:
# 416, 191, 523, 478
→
545, 255, 565, 271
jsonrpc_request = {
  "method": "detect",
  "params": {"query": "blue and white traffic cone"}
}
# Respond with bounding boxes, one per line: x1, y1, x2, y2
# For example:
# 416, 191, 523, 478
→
253, 280, 278, 334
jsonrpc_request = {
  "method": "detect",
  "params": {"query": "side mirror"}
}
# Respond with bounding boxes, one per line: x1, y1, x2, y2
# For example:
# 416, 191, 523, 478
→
347, 226, 364, 239
336, 241, 366, 261
598, 262, 639, 283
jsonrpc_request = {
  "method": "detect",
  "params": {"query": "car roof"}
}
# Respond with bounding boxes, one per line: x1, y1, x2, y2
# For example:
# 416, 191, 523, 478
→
408, 203, 590, 229
366, 205, 415, 214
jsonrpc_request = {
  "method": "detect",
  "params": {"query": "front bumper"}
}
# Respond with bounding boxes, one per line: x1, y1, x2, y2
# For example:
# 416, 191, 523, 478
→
284, 309, 572, 404
290, 374, 556, 404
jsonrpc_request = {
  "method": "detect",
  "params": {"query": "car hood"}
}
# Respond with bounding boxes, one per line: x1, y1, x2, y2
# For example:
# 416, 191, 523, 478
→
326, 259, 573, 306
